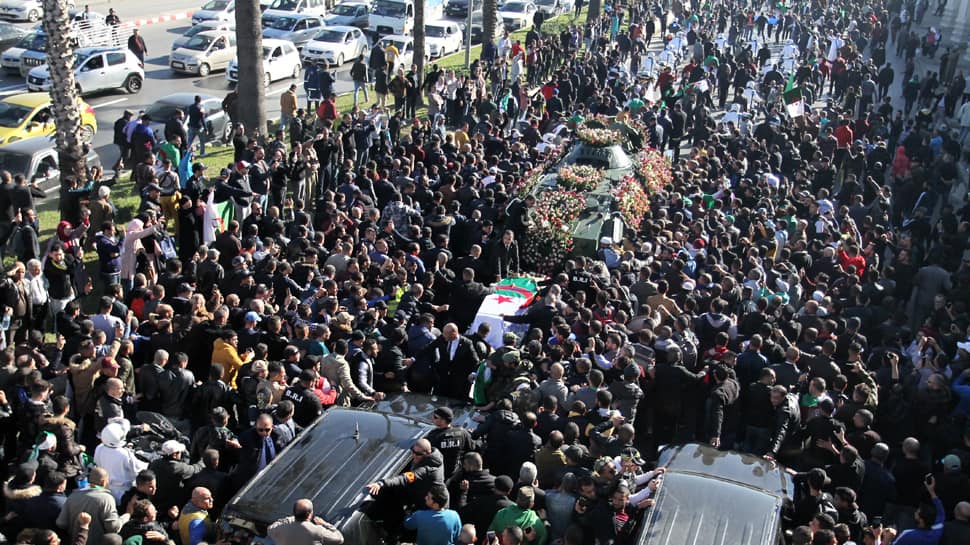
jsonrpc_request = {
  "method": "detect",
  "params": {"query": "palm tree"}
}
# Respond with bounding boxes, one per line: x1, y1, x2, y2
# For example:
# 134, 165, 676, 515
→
588, 0, 601, 22
413, 0, 426, 106
482, 0, 498, 59
42, 0, 85, 189
235, 0, 266, 139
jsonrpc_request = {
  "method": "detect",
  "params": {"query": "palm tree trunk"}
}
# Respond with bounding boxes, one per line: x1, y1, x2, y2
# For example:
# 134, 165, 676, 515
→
235, 0, 267, 139
414, 0, 426, 107
588, 0, 601, 23
43, 0, 85, 192
483, 0, 497, 59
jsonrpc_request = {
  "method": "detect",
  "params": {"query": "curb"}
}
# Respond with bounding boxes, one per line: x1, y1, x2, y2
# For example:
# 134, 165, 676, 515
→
130, 11, 193, 27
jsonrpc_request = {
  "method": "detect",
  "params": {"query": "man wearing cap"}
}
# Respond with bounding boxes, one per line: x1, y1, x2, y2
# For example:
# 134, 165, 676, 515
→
488, 486, 547, 545
148, 439, 203, 516
427, 405, 475, 479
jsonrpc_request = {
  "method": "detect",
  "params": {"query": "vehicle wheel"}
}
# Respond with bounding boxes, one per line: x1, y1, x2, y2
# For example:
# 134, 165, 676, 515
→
198, 63, 211, 77
263, 72, 271, 87
123, 74, 142, 94
27, 9, 39, 22
336, 53, 344, 66
292, 64, 301, 79
80, 124, 95, 144
221, 121, 233, 144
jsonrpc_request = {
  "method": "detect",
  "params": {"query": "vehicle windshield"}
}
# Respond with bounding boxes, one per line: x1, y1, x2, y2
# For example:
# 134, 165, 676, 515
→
269, 16, 298, 29
202, 0, 231, 9
0, 151, 30, 175
72, 52, 92, 66
0, 102, 32, 128
313, 29, 345, 43
144, 102, 185, 121
503, 2, 527, 11
183, 34, 215, 50
186, 24, 217, 37
535, 0, 554, 5
269, 0, 299, 10
425, 25, 447, 38
22, 32, 47, 51
373, 0, 406, 17
331, 4, 357, 14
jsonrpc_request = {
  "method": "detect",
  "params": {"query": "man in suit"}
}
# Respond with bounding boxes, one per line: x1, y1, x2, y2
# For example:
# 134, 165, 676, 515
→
428, 323, 479, 401
451, 268, 494, 332
490, 230, 520, 281
231, 414, 284, 492
769, 347, 803, 390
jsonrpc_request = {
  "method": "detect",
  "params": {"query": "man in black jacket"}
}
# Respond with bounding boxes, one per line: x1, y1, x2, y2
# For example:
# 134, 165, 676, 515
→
459, 475, 514, 541
705, 366, 740, 449
765, 385, 801, 464
428, 323, 479, 400
364, 439, 445, 540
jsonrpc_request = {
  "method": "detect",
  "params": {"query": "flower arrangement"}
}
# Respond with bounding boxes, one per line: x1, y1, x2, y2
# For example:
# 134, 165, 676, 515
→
522, 189, 586, 273
634, 148, 673, 193
575, 123, 624, 147
615, 175, 652, 231
556, 164, 602, 192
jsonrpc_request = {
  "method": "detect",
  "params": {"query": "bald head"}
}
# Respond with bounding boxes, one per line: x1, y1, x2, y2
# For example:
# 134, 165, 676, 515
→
294, 499, 314, 521
414, 438, 432, 454
89, 467, 109, 487
443, 323, 459, 340
956, 502, 970, 521
191, 487, 213, 509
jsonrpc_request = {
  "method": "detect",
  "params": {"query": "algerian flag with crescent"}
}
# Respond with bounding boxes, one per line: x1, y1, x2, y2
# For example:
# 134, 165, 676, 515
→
469, 277, 538, 347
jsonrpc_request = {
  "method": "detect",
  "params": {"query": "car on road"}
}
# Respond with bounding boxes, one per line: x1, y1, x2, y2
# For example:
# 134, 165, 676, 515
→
1, 29, 34, 74
220, 393, 476, 544
424, 19, 463, 59
261, 13, 323, 49
444, 0, 481, 19
323, 1, 371, 28
171, 20, 236, 51
27, 47, 144, 96
534, 0, 571, 16
169, 30, 237, 76
0, 0, 76, 22
18, 12, 116, 77
0, 135, 101, 192
0, 92, 98, 146
498, 0, 537, 31
0, 21, 28, 52
377, 34, 414, 73
192, 0, 236, 25
635, 443, 794, 545
227, 38, 301, 87
301, 25, 367, 67
261, 0, 329, 27
145, 93, 233, 145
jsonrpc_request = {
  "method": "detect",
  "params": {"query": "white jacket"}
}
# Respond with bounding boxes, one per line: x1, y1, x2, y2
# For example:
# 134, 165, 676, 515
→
93, 443, 148, 503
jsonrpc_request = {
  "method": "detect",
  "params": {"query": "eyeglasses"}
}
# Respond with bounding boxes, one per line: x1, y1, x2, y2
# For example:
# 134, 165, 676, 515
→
257, 428, 272, 433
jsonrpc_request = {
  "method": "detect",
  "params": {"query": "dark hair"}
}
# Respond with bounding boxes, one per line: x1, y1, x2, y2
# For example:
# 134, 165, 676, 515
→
136, 470, 156, 485
428, 483, 449, 508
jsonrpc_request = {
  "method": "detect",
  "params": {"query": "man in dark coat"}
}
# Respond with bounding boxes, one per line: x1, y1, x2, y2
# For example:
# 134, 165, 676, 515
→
364, 439, 445, 541
427, 323, 479, 400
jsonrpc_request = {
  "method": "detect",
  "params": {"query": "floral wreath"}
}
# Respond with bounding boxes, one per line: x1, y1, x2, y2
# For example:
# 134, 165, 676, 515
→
574, 121, 624, 147
556, 164, 601, 192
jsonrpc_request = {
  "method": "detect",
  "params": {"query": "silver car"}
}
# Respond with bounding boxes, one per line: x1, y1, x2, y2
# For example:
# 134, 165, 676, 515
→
323, 2, 370, 28
172, 20, 236, 51
192, 0, 235, 25
261, 13, 323, 49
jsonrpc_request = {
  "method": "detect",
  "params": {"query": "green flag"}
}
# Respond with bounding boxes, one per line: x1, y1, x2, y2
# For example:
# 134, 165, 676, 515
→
785, 70, 797, 93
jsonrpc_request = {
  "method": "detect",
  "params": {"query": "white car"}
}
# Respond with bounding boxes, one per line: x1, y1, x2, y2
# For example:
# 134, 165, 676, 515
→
192, 0, 235, 25
227, 38, 301, 87
172, 20, 235, 51
377, 34, 414, 74
261, 0, 329, 27
0, 0, 75, 22
27, 47, 144, 95
424, 20, 462, 59
534, 0, 568, 16
1, 30, 32, 73
301, 25, 367, 67
498, 0, 537, 31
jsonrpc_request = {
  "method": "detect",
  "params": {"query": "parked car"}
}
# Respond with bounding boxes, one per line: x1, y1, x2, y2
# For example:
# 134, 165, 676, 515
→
172, 20, 235, 51
635, 443, 794, 545
534, 0, 570, 16
444, 0, 481, 18
0, 0, 75, 22
301, 24, 368, 67
169, 30, 237, 76
323, 1, 370, 28
0, 135, 101, 192
227, 38, 301, 87
27, 47, 144, 95
0, 92, 98, 146
261, 13, 323, 49
377, 34, 414, 73
18, 12, 115, 77
192, 0, 235, 25
145, 93, 233, 145
1, 30, 34, 74
220, 393, 475, 544
0, 21, 28, 51
261, 0, 329, 27
423, 19, 462, 58
498, 0, 536, 30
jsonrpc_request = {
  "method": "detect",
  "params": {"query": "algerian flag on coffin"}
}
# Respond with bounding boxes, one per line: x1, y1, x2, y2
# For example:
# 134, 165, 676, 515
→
469, 277, 538, 347
784, 86, 805, 118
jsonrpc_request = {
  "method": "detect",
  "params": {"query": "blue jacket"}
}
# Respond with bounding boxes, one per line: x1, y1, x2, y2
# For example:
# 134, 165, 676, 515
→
403, 508, 462, 545
894, 497, 944, 545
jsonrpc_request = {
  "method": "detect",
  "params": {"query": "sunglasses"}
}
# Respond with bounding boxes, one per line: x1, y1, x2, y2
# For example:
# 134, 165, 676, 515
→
257, 428, 272, 433
412, 449, 428, 456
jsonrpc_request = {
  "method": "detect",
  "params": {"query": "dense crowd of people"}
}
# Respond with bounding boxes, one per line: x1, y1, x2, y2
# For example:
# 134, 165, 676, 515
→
1, 0, 970, 544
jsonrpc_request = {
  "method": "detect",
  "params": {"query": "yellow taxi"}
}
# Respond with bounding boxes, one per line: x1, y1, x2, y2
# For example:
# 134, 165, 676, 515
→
0, 92, 98, 146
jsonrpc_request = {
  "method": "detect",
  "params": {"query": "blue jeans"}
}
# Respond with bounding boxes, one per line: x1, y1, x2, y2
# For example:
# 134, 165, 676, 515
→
353, 80, 369, 106
187, 126, 206, 155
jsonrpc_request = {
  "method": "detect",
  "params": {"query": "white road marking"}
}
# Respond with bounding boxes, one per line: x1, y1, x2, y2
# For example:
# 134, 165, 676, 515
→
0, 84, 26, 92
92, 97, 129, 109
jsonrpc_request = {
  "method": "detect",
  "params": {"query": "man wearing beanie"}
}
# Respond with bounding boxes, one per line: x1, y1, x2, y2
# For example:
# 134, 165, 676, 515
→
459, 475, 514, 544
427, 406, 475, 479
488, 486, 547, 545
